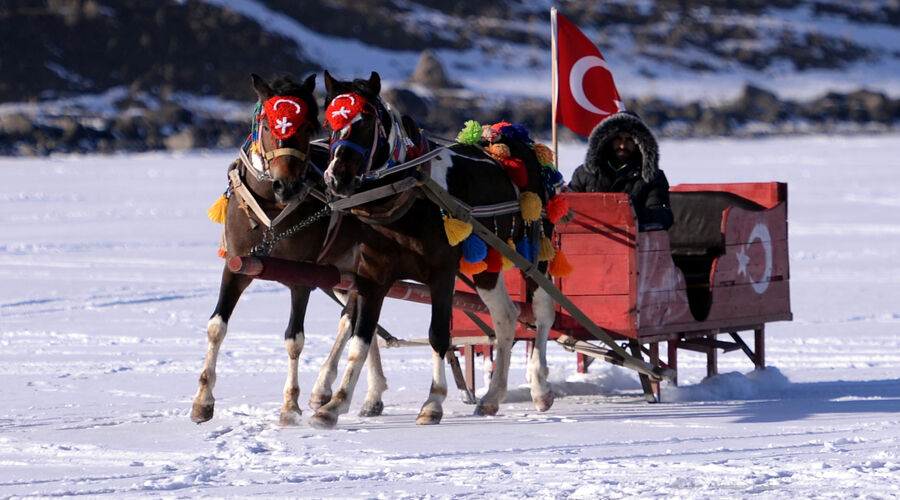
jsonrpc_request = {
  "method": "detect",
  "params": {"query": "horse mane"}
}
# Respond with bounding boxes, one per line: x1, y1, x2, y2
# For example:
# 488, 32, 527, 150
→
269, 74, 321, 133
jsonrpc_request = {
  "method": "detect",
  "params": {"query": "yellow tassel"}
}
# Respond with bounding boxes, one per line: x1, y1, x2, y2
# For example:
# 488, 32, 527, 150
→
520, 192, 542, 222
443, 216, 473, 246
501, 238, 516, 270
538, 235, 555, 262
549, 249, 573, 277
207, 194, 229, 224
459, 256, 488, 275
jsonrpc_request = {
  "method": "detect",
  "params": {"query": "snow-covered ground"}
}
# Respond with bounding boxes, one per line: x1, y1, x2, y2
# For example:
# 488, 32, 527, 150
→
2, 135, 899, 498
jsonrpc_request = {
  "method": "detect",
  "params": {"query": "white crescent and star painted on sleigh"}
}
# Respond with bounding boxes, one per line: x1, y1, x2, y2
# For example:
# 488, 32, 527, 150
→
569, 56, 614, 116
736, 222, 773, 294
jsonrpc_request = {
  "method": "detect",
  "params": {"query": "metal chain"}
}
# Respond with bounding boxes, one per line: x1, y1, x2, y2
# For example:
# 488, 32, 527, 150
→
249, 205, 332, 257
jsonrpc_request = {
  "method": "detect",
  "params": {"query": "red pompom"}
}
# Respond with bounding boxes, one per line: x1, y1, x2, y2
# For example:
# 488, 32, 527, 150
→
546, 195, 570, 224
484, 247, 504, 273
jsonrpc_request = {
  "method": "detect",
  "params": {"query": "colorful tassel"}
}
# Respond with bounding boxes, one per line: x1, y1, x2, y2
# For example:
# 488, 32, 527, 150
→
457, 120, 482, 145
515, 236, 537, 265
459, 256, 488, 275
484, 247, 504, 273
502, 238, 516, 270
549, 249, 573, 277
519, 192, 542, 222
533, 142, 554, 167
462, 235, 488, 263
545, 195, 569, 224
207, 193, 229, 224
217, 248, 227, 259
443, 216, 472, 246
538, 235, 555, 262
482, 124, 501, 143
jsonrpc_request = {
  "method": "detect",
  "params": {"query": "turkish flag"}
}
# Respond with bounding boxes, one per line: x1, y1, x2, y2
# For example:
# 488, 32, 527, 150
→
554, 11, 623, 137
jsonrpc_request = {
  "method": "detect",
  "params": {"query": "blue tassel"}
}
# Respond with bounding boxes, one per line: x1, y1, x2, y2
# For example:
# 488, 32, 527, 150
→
462, 235, 488, 263
515, 236, 538, 266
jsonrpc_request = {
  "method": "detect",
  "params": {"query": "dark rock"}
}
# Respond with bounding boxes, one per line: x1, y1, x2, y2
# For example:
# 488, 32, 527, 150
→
410, 50, 455, 89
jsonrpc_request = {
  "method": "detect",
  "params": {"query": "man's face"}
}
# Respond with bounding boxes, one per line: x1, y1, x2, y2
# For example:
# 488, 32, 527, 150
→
611, 132, 636, 162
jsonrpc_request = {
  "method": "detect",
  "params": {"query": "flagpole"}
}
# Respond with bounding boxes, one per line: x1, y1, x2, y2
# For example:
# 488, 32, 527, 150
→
550, 7, 559, 171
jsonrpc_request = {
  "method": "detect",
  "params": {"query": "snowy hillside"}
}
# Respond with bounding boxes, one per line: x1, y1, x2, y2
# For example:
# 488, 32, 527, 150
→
2, 135, 899, 497
1, 1, 899, 154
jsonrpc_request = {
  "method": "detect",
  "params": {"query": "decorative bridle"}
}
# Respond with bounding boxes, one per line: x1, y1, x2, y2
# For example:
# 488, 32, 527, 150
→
240, 95, 313, 181
325, 92, 422, 183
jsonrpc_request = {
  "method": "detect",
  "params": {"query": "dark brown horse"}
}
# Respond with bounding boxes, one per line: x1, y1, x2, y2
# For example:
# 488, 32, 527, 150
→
313, 71, 557, 428
190, 73, 390, 426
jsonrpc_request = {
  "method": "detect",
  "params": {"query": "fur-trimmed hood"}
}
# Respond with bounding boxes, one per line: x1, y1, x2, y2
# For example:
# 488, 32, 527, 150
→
584, 112, 660, 183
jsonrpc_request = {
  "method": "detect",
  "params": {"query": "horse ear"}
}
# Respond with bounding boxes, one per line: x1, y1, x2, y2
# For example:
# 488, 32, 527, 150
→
302, 73, 316, 93
324, 70, 336, 94
250, 73, 273, 101
368, 72, 381, 94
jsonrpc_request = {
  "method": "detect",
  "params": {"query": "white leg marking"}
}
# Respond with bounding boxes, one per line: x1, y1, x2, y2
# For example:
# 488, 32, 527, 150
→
475, 275, 518, 416
360, 337, 388, 417
530, 285, 555, 411
309, 313, 352, 409
191, 315, 227, 422
416, 349, 447, 425
280, 336, 305, 425
310, 335, 369, 428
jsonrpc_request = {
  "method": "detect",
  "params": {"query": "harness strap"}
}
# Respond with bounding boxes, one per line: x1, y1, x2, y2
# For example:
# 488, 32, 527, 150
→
316, 211, 344, 264
228, 168, 306, 230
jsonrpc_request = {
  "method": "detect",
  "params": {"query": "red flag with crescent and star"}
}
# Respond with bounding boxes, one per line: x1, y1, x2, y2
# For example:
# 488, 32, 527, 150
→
554, 10, 624, 137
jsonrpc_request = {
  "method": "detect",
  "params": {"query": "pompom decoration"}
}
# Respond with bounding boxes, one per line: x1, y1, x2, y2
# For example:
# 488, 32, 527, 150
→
459, 256, 488, 275
538, 235, 556, 262
502, 239, 516, 270
486, 143, 511, 161
496, 122, 533, 144
519, 192, 542, 222
533, 143, 554, 167
443, 216, 473, 246
457, 120, 482, 145
549, 249, 574, 277
207, 193, 229, 224
503, 157, 528, 187
484, 247, 504, 273
545, 195, 569, 224
462, 235, 488, 263
481, 124, 500, 143
217, 248, 227, 259
542, 167, 565, 196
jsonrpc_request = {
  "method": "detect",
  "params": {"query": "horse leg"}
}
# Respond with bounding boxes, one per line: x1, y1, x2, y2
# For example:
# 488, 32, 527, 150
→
309, 291, 355, 410
416, 277, 453, 425
359, 335, 387, 417
309, 288, 385, 429
191, 268, 252, 423
280, 285, 311, 426
473, 273, 518, 416
529, 285, 555, 412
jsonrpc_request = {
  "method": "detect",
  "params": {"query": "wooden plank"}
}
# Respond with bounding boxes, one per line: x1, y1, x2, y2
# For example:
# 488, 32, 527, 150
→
705, 280, 791, 322
557, 192, 637, 234
552, 294, 636, 337
559, 232, 635, 256
670, 182, 786, 209
558, 253, 633, 295
714, 239, 790, 287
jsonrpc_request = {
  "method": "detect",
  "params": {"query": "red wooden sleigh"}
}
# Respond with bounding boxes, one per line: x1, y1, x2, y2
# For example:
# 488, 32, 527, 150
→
450, 182, 791, 397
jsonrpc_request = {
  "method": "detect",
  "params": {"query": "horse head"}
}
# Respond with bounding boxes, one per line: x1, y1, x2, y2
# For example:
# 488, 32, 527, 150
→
249, 73, 320, 203
321, 71, 388, 197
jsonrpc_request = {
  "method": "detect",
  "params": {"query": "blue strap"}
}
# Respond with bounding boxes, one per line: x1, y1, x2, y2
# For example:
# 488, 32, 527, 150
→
329, 139, 370, 159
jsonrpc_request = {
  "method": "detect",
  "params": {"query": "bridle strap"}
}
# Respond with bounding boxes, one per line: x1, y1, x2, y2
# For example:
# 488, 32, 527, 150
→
264, 147, 307, 162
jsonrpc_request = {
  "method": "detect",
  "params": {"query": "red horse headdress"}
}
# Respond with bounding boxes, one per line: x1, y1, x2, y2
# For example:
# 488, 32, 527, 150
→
263, 96, 309, 140
325, 93, 368, 131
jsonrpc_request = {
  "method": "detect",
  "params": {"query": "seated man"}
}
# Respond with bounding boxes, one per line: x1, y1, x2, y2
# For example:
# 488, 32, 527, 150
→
567, 111, 674, 231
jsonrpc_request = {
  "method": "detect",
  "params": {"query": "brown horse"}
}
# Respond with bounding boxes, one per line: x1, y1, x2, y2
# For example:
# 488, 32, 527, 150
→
190, 73, 389, 426
313, 71, 557, 428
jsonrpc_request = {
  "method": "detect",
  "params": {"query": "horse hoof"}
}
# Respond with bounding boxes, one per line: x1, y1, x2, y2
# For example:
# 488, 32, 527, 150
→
308, 393, 331, 411
359, 401, 384, 417
309, 412, 338, 430
533, 393, 554, 412
474, 402, 499, 416
416, 409, 443, 425
279, 409, 303, 426
191, 403, 214, 423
